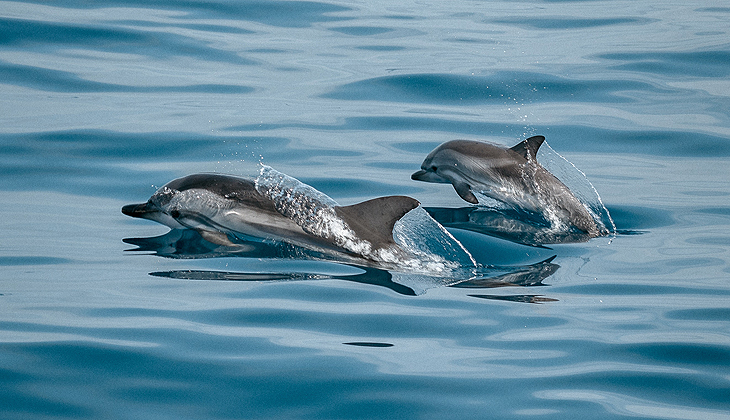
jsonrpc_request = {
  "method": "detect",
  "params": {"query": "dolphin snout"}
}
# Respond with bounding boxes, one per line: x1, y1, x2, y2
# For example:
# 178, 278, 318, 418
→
122, 202, 154, 218
411, 169, 428, 181
411, 169, 450, 184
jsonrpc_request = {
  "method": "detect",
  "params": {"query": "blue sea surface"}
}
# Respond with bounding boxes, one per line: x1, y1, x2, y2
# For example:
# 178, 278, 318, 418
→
2, 1, 730, 419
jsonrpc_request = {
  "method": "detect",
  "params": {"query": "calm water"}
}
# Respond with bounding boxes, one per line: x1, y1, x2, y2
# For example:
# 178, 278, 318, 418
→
2, 1, 730, 419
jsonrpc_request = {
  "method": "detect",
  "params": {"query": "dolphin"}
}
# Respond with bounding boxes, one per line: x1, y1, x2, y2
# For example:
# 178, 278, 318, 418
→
411, 136, 601, 236
122, 173, 420, 263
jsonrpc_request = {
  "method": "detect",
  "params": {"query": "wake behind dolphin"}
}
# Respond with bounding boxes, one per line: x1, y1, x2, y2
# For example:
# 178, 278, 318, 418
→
123, 165, 475, 274
412, 135, 612, 240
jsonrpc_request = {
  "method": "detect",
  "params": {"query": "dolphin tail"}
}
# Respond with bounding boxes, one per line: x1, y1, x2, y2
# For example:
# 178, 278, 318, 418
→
510, 135, 545, 161
334, 196, 420, 249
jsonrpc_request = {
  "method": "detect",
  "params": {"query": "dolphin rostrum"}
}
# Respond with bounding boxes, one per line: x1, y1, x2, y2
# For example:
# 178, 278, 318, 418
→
122, 173, 420, 264
411, 136, 602, 236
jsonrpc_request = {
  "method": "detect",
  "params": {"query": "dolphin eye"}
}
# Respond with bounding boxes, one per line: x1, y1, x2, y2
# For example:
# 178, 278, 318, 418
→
430, 165, 438, 172
170, 210, 180, 218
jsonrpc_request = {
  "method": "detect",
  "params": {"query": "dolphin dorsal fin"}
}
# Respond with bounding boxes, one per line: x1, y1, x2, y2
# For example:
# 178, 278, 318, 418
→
334, 196, 420, 249
510, 135, 545, 161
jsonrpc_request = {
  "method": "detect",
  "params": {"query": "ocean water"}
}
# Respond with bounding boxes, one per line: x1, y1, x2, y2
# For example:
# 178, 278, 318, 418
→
1, 0, 730, 419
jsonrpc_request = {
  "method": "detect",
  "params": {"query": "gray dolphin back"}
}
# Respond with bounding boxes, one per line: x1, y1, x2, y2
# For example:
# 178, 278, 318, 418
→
164, 173, 274, 208
334, 196, 420, 249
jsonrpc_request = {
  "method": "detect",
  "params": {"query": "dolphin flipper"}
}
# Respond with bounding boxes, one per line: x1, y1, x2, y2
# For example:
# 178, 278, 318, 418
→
453, 181, 479, 204
334, 196, 420, 249
510, 135, 545, 161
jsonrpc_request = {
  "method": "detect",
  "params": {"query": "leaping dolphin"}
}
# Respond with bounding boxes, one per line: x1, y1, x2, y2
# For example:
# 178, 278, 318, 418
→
122, 173, 420, 264
411, 136, 602, 236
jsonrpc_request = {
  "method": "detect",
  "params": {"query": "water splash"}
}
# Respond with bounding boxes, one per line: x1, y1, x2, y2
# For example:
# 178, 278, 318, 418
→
393, 206, 477, 270
537, 142, 617, 236
255, 165, 477, 274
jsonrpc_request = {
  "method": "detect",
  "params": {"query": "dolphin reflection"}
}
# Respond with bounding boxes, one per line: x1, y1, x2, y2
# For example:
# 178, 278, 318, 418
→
424, 206, 595, 246
124, 229, 559, 299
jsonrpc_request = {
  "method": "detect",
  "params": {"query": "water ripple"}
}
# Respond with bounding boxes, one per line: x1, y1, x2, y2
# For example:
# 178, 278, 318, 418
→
321, 72, 659, 105
19, 0, 353, 28
599, 51, 730, 78
0, 17, 256, 65
0, 61, 254, 93
229, 116, 730, 157
492, 17, 655, 30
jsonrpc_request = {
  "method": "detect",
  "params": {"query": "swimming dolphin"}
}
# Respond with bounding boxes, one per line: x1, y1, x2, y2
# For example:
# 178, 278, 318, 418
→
122, 173, 420, 263
411, 136, 601, 236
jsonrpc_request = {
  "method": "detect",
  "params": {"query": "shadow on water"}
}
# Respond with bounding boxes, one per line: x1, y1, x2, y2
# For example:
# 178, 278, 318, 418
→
124, 229, 559, 300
